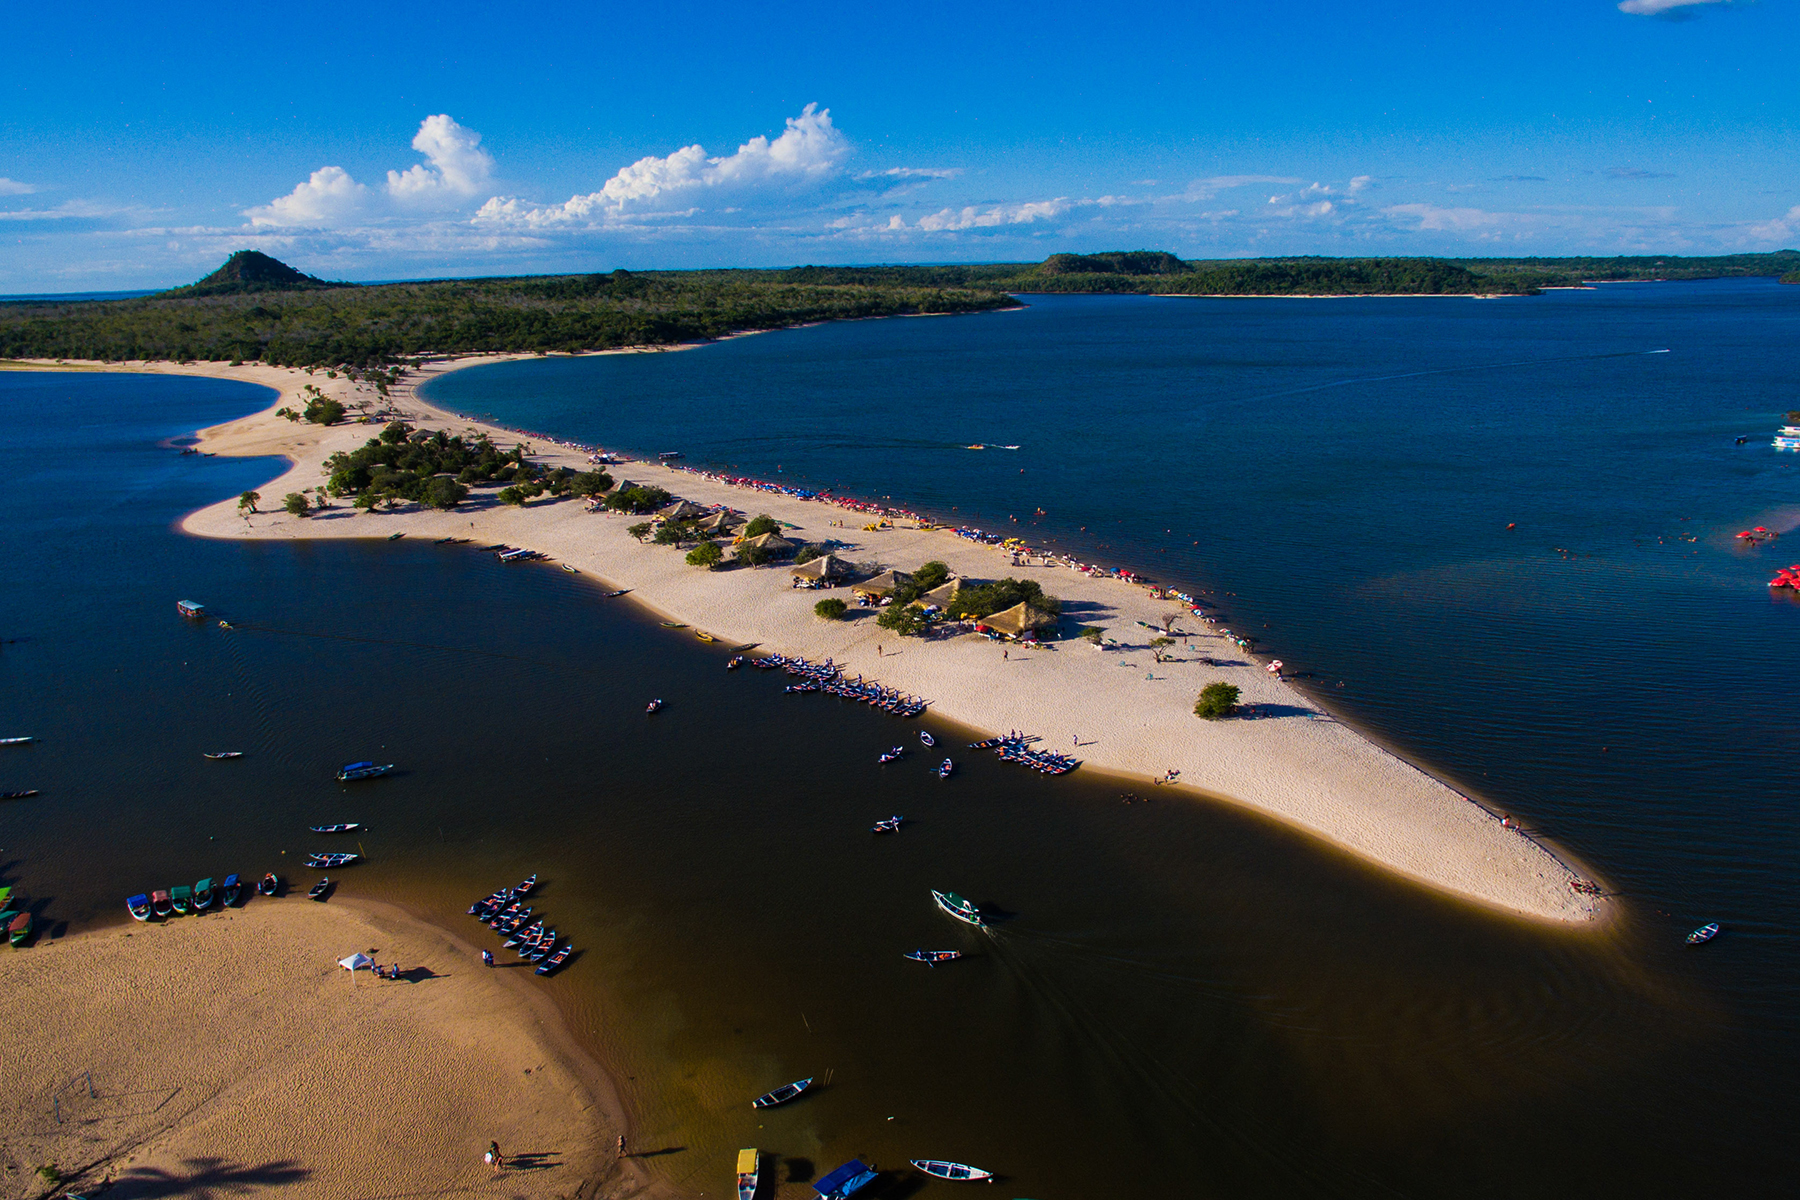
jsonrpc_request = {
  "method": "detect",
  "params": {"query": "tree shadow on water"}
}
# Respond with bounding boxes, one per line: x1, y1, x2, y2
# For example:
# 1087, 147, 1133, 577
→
111, 1157, 310, 1198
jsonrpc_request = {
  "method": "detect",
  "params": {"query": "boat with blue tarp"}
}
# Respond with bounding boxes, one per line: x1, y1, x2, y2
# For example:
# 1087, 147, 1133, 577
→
813, 1159, 877, 1199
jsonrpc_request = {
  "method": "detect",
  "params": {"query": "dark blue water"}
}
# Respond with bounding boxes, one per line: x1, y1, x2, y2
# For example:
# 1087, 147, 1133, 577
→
4, 278, 1798, 1197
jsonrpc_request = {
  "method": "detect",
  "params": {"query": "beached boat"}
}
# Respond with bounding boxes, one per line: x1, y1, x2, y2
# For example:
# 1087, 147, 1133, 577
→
257, 873, 279, 897
170, 885, 194, 915
919, 731, 935, 747
388, 532, 405, 541
1, 736, 33, 746
513, 873, 540, 896
562, 564, 577, 573
151, 889, 173, 917
751, 1077, 813, 1109
603, 589, 631, 598
192, 877, 216, 911
127, 893, 152, 921
309, 823, 362, 834
306, 852, 360, 868
221, 874, 242, 906
203, 751, 243, 760
646, 699, 664, 714
872, 815, 904, 834
813, 1159, 878, 1199
910, 1160, 993, 1183
535, 944, 572, 975
904, 950, 962, 965
932, 890, 987, 927
7, 910, 30, 947
938, 758, 955, 779
696, 631, 716, 643
1687, 922, 1720, 944
308, 878, 333, 902
177, 599, 205, 619
737, 1148, 762, 1200
336, 761, 394, 782
1, 789, 39, 800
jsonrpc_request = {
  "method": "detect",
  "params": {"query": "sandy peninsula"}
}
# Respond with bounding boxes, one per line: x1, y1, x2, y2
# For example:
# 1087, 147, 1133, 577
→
6, 354, 1603, 922
0, 894, 671, 1200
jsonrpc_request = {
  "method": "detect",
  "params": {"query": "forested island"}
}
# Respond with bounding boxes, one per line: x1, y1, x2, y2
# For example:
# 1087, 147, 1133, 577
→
3, 247, 1795, 369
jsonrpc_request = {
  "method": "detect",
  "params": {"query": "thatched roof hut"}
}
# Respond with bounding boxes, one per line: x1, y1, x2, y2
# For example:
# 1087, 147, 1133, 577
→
694, 510, 743, 534
790, 553, 850, 582
979, 601, 1059, 638
909, 578, 962, 610
851, 569, 912, 599
738, 531, 795, 554
656, 499, 707, 521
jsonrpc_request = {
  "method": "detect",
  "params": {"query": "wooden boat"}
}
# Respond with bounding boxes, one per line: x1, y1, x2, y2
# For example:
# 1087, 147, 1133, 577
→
128, 893, 153, 920
309, 823, 362, 834
257, 873, 279, 897
151, 889, 174, 917
388, 531, 404, 541
727, 656, 744, 670
203, 751, 244, 760
646, 699, 664, 714
0, 736, 33, 746
877, 746, 904, 764
170, 885, 194, 915
904, 950, 963, 965
336, 761, 394, 782
736, 1149, 761, 1200
813, 1159, 877, 1199
562, 564, 577, 573
695, 631, 716, 643
308, 878, 333, 902
1, 790, 39, 800
177, 599, 205, 619
1687, 922, 1721, 944
932, 890, 987, 927
192, 878, 215, 911
306, 852, 360, 868
919, 731, 935, 747
0, 886, 10, 910
938, 758, 955, 779
872, 816, 904, 834
513, 873, 540, 896
535, 944, 572, 975
7, 910, 30, 947
910, 1160, 993, 1183
750, 1077, 812, 1109
221, 874, 243, 906
603, 589, 631, 598
659, 621, 687, 628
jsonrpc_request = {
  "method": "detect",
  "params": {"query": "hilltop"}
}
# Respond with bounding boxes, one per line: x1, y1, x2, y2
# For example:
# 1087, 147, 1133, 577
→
163, 250, 351, 297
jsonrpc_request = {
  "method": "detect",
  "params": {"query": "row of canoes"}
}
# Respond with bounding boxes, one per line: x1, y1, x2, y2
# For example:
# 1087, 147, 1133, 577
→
736, 1147, 992, 1199
0, 887, 32, 947
126, 873, 254, 920
468, 875, 573, 975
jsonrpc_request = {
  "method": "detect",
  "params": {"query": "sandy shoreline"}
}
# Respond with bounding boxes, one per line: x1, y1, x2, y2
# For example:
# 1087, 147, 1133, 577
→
0, 894, 669, 1200
7, 353, 1604, 927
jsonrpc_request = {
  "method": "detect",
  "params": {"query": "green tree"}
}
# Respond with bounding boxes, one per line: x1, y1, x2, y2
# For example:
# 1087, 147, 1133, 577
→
814, 597, 848, 619
742, 513, 780, 538
303, 396, 346, 424
627, 522, 652, 542
686, 540, 724, 568
793, 543, 824, 565
237, 490, 260, 515
653, 521, 696, 546
283, 492, 310, 516
891, 560, 950, 605
1080, 626, 1104, 644
353, 491, 379, 511
877, 604, 927, 636
1149, 637, 1175, 663
497, 485, 527, 506
420, 475, 469, 510
1195, 681, 1240, 719
571, 469, 614, 497
736, 540, 771, 567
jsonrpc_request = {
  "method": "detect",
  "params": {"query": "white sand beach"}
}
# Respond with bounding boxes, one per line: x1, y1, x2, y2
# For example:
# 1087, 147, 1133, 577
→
10, 355, 1603, 922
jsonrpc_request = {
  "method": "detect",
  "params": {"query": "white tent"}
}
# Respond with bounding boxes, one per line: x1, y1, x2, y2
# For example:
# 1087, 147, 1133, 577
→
338, 952, 374, 972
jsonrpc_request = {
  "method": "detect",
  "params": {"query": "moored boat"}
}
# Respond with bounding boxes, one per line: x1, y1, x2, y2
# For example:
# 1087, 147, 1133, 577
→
2, 790, 40, 800
878, 745, 904, 763
151, 888, 174, 917
336, 761, 394, 782
221, 874, 243, 906
7, 910, 30, 947
904, 949, 963, 965
128, 893, 152, 920
309, 823, 362, 834
170, 884, 194, 915
938, 757, 955, 779
932, 889, 987, 927
535, 944, 572, 975
646, 698, 664, 713
919, 731, 935, 747
177, 599, 205, 619
193, 877, 216, 911
751, 1077, 813, 1109
813, 1159, 878, 1199
306, 852, 360, 868
308, 878, 332, 902
910, 1160, 993, 1183
1, 736, 33, 745
872, 815, 904, 834
737, 1148, 762, 1200
1687, 922, 1720, 944
203, 751, 243, 759
257, 873, 279, 897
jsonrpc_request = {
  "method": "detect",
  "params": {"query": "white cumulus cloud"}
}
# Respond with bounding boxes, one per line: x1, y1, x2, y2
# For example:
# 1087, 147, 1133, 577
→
913, 199, 1071, 232
0, 177, 35, 196
1618, 0, 1725, 15
387, 114, 495, 204
245, 165, 368, 228
1743, 205, 1800, 243
855, 167, 960, 181
479, 104, 849, 229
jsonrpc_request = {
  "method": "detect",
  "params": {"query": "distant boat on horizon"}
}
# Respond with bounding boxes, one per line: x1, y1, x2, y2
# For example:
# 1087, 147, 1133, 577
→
336, 761, 393, 782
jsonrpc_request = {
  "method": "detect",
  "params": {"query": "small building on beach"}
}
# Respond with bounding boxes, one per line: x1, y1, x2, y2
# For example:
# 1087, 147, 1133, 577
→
694, 510, 743, 535
790, 554, 851, 586
909, 578, 963, 611
656, 499, 707, 522
737, 531, 795, 557
851, 569, 911, 600
978, 601, 1059, 639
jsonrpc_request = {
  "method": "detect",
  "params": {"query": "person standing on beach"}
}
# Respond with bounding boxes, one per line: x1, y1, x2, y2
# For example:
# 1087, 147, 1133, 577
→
486, 1142, 504, 1174
481, 949, 494, 968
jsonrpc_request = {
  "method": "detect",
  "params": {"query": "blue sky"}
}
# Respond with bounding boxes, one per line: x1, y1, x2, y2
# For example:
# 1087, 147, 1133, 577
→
3, 0, 1796, 290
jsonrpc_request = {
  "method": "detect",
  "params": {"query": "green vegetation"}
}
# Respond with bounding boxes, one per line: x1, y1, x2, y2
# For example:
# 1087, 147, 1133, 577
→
686, 540, 724, 568
1195, 682, 1241, 719
627, 522, 652, 541
1784, 271, 1800, 285
602, 484, 671, 514
322, 420, 505, 509
1149, 636, 1175, 662
237, 490, 260, 515
814, 597, 848, 619
953, 577, 1061, 620
653, 520, 698, 545
742, 513, 780, 538
736, 540, 772, 567
889, 560, 951, 605
793, 543, 825, 564
1080, 625, 1104, 644
876, 604, 928, 636
163, 250, 348, 297
283, 492, 310, 517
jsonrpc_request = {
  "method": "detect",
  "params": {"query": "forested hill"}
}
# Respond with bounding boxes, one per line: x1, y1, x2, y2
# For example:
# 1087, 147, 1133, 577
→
5, 249, 1796, 370
0, 262, 1019, 367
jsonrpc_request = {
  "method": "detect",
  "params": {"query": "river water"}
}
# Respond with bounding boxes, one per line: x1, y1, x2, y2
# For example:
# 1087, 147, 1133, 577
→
3, 281, 1795, 1196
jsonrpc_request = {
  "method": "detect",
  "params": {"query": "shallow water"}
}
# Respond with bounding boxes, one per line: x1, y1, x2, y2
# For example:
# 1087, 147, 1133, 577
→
1, 284, 1795, 1196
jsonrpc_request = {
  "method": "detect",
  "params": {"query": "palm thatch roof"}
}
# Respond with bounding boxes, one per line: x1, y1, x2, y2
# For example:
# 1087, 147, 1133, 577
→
738, 531, 795, 553
851, 569, 912, 597
979, 601, 1059, 637
656, 499, 707, 521
909, 578, 962, 609
694, 510, 743, 533
790, 553, 850, 581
